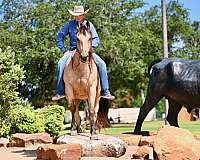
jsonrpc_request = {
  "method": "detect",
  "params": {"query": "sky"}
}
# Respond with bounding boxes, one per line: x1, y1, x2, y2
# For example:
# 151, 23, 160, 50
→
143, 0, 200, 21
0, 0, 199, 21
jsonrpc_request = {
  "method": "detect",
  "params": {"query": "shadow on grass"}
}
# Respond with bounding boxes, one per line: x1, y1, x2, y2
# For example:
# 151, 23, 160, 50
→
122, 131, 151, 136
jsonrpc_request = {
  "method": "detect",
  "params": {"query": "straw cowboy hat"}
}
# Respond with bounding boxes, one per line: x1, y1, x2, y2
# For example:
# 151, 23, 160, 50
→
68, 6, 89, 16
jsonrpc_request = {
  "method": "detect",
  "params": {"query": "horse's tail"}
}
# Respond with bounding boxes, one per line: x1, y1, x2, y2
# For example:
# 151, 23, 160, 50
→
96, 98, 111, 129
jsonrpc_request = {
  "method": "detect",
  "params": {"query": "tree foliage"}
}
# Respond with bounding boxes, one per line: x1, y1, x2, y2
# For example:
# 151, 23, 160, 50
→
0, 0, 199, 108
0, 47, 25, 136
0, 47, 25, 114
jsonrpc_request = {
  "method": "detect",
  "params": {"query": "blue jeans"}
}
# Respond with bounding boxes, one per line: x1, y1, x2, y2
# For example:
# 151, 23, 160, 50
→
56, 51, 110, 96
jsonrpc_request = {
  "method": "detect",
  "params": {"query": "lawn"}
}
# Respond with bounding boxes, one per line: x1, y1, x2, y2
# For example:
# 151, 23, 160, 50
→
101, 120, 200, 135
60, 120, 200, 136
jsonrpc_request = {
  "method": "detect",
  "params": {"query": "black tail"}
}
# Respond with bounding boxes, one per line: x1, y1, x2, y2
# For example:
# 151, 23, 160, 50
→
96, 98, 111, 129
148, 58, 163, 77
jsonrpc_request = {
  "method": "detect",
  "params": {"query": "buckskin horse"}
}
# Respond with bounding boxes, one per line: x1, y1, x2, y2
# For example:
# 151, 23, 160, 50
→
63, 22, 109, 140
134, 58, 200, 134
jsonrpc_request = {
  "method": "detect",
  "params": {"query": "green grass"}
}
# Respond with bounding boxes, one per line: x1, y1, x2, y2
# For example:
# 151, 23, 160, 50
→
60, 120, 200, 136
180, 121, 200, 135
101, 120, 200, 135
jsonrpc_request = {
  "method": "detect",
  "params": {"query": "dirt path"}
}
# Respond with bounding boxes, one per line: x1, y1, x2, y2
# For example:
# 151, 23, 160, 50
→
0, 147, 37, 160
0, 145, 136, 160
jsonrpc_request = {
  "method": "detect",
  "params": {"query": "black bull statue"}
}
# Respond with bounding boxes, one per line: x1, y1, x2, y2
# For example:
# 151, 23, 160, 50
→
134, 58, 200, 134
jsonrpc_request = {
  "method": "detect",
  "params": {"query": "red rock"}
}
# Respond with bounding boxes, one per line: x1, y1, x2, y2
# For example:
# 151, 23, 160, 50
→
0, 138, 9, 147
116, 134, 142, 146
37, 144, 81, 160
132, 145, 154, 159
139, 135, 155, 146
153, 125, 200, 160
8, 133, 52, 147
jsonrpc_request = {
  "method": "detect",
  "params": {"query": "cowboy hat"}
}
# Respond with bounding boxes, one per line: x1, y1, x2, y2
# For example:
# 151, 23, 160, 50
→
68, 6, 89, 16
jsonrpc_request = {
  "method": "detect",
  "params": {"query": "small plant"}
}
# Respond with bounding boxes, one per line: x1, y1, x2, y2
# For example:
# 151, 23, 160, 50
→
36, 105, 65, 136
10, 104, 44, 134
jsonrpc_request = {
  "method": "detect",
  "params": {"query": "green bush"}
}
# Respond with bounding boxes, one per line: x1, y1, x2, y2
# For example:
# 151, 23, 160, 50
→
0, 48, 64, 137
10, 104, 44, 134
0, 119, 11, 137
0, 47, 25, 108
0, 47, 26, 137
36, 105, 65, 136
133, 96, 143, 108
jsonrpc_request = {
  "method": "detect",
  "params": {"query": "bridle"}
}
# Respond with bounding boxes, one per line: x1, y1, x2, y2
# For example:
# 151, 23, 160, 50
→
76, 23, 92, 64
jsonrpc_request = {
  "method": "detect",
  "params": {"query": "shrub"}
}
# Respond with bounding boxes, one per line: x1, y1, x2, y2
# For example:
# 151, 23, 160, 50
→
0, 47, 25, 137
0, 47, 25, 108
10, 104, 44, 134
0, 119, 11, 137
35, 105, 65, 136
0, 104, 64, 137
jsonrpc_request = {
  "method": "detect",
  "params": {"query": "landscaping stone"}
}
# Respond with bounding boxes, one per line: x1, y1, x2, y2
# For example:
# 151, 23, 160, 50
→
139, 135, 155, 146
57, 133, 127, 157
8, 133, 52, 147
153, 125, 200, 160
116, 134, 141, 146
37, 144, 81, 160
132, 145, 153, 159
0, 138, 9, 147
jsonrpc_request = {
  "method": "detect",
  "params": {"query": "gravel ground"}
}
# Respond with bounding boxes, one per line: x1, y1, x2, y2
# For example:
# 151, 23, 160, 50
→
0, 145, 137, 160
0, 147, 37, 160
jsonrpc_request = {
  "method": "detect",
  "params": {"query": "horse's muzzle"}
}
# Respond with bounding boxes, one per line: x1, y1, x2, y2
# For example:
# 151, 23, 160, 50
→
80, 51, 89, 63
80, 56, 87, 63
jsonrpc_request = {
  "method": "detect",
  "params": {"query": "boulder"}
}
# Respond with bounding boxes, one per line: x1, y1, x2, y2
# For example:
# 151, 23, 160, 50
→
0, 138, 9, 147
132, 145, 154, 159
139, 135, 156, 146
8, 133, 52, 147
37, 144, 81, 160
153, 125, 200, 160
116, 134, 141, 146
57, 133, 127, 157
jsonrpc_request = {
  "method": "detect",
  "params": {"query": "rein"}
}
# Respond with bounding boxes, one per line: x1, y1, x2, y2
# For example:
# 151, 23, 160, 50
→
74, 22, 93, 72
72, 50, 93, 73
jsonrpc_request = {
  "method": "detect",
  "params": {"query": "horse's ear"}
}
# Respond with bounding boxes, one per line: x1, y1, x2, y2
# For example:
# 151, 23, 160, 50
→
86, 21, 90, 30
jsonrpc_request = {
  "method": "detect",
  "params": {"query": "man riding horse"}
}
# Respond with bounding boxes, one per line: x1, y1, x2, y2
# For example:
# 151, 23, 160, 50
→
52, 5, 115, 101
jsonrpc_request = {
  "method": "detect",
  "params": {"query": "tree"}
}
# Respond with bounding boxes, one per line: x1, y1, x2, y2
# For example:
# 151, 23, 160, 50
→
0, 0, 199, 108
0, 47, 25, 135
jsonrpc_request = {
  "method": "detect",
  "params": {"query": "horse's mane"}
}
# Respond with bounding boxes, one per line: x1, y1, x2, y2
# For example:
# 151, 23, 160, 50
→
80, 25, 87, 35
77, 21, 91, 35
74, 22, 93, 68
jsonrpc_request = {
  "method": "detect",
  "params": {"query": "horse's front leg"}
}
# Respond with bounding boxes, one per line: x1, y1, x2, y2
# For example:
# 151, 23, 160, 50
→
74, 100, 81, 133
69, 101, 78, 136
88, 87, 99, 140
65, 83, 77, 136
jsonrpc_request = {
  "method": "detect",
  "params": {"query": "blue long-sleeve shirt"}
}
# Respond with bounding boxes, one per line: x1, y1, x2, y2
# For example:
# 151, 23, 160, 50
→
56, 20, 100, 53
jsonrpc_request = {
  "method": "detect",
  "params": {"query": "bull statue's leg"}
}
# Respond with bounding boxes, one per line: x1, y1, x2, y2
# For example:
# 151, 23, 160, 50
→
166, 99, 182, 127
88, 86, 99, 140
134, 95, 163, 134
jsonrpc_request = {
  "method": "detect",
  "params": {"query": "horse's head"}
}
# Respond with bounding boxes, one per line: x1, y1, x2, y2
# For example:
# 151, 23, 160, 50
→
76, 21, 92, 63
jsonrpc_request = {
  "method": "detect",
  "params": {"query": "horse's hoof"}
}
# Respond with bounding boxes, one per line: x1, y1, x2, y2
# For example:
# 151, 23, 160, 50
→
70, 130, 77, 136
90, 134, 98, 140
